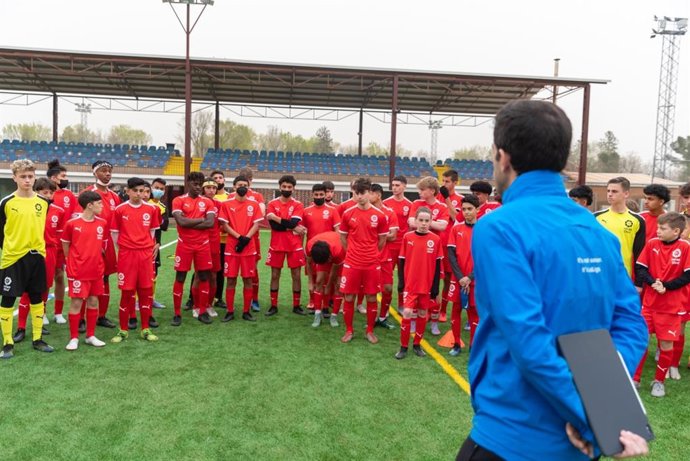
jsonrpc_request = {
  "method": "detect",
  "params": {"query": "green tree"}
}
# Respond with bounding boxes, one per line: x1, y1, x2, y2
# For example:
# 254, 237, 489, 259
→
2, 123, 51, 141
217, 120, 256, 150
671, 135, 690, 179
597, 131, 620, 172
313, 126, 334, 153
177, 111, 213, 157
365, 142, 387, 156
453, 145, 491, 161
107, 124, 152, 145
258, 125, 282, 152
60, 124, 103, 143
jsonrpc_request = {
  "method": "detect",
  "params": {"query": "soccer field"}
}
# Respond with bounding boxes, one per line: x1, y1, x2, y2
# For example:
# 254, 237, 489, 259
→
2, 229, 689, 460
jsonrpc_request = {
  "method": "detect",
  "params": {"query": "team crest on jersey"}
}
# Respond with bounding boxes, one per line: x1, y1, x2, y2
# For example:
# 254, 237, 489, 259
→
110, 199, 115, 206
199, 201, 206, 211
118, 273, 125, 281
432, 209, 439, 216
426, 239, 435, 253
34, 203, 43, 213
672, 248, 682, 264
175, 256, 181, 263
370, 214, 379, 227
51, 215, 58, 223
403, 206, 409, 215
449, 282, 456, 294
288, 206, 294, 215
96, 226, 104, 235
322, 210, 330, 219
73, 280, 82, 288
143, 213, 151, 221
247, 205, 254, 217
3, 277, 11, 286
339, 276, 347, 289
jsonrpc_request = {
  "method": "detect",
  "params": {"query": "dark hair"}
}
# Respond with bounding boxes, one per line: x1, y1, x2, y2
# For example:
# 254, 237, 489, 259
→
352, 177, 371, 194
322, 180, 335, 190
46, 159, 66, 178
470, 181, 493, 194
311, 241, 331, 264
210, 170, 224, 178
658, 211, 686, 232
238, 166, 254, 181
78, 190, 102, 209
392, 175, 407, 184
187, 171, 205, 184
312, 183, 326, 193
608, 176, 630, 192
461, 194, 480, 208
370, 183, 384, 195
143, 181, 151, 190
643, 184, 670, 203
680, 182, 690, 198
494, 100, 572, 173
152, 177, 167, 186
415, 206, 432, 218
233, 175, 249, 185
127, 177, 146, 189
443, 169, 459, 183
278, 175, 297, 187
568, 185, 594, 206
34, 177, 57, 192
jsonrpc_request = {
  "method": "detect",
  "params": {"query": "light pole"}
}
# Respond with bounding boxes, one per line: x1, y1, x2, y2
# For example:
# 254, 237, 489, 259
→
75, 102, 92, 141
163, 0, 214, 182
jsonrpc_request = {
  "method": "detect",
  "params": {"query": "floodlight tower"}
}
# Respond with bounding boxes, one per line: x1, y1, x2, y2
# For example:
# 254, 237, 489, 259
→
428, 120, 442, 164
651, 16, 687, 181
75, 102, 91, 136
163, 0, 214, 181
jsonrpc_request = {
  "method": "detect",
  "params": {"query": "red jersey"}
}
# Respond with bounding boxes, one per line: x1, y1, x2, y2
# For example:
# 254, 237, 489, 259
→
172, 194, 217, 247
77, 185, 121, 226
306, 231, 346, 265
302, 203, 341, 241
266, 197, 304, 252
53, 188, 78, 219
45, 203, 66, 249
436, 191, 464, 222
383, 196, 413, 248
339, 205, 389, 268
228, 189, 265, 208
477, 201, 501, 219
377, 204, 399, 262
111, 201, 161, 250
61, 216, 108, 280
640, 210, 664, 243
208, 198, 223, 245
638, 237, 690, 313
336, 198, 355, 217
410, 199, 451, 243
218, 198, 264, 256
399, 231, 442, 294
447, 222, 475, 278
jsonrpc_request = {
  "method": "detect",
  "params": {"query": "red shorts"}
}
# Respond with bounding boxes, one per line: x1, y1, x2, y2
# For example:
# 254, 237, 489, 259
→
339, 265, 380, 295
224, 254, 257, 278
266, 249, 305, 269
104, 242, 118, 276
68, 278, 104, 299
210, 242, 222, 272
642, 307, 683, 342
56, 247, 66, 270
314, 261, 333, 274
254, 235, 262, 261
380, 260, 393, 286
402, 292, 432, 310
388, 245, 401, 270
174, 242, 212, 272
117, 248, 155, 290
45, 246, 57, 290
448, 278, 476, 306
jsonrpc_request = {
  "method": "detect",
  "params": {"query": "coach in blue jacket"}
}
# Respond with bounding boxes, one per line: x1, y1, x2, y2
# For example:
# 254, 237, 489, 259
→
458, 100, 649, 461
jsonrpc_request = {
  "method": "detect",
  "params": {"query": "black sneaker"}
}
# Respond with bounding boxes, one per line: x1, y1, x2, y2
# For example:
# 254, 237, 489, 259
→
32, 339, 55, 353
198, 312, 212, 324
322, 307, 331, 319
41, 326, 50, 336
171, 315, 182, 327
149, 317, 159, 329
222, 312, 235, 323
395, 347, 408, 360
214, 299, 227, 309
413, 345, 426, 357
242, 312, 256, 322
78, 319, 86, 333
12, 328, 26, 343
265, 306, 278, 317
376, 318, 396, 330
307, 307, 315, 315
292, 306, 307, 316
449, 345, 462, 356
184, 299, 194, 311
97, 317, 116, 328
0, 344, 14, 359
128, 318, 138, 330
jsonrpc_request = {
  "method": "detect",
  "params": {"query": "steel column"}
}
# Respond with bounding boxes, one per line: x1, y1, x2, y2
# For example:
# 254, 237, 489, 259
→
578, 84, 591, 186
52, 93, 58, 142
214, 100, 220, 151
184, 3, 192, 181
389, 75, 399, 186
357, 108, 363, 156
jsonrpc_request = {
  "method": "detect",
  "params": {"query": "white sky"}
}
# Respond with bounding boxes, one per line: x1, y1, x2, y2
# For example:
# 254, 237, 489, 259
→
1, 0, 689, 162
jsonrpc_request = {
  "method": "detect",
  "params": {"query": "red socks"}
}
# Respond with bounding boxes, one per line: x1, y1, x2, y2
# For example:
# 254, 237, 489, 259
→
655, 348, 673, 382
633, 350, 648, 383
672, 334, 685, 367
98, 281, 110, 317
292, 291, 301, 308
197, 280, 210, 315
380, 292, 392, 319
343, 299, 355, 333
270, 289, 278, 308
332, 296, 342, 315
55, 299, 64, 316
414, 315, 428, 345
467, 305, 479, 347
86, 308, 98, 337
69, 313, 80, 339
226, 288, 236, 313
173, 280, 184, 316
252, 276, 259, 303
366, 300, 377, 334
138, 287, 153, 330
313, 291, 323, 312
119, 290, 136, 330
450, 302, 462, 346
17, 293, 29, 329
243, 288, 252, 313
400, 317, 411, 347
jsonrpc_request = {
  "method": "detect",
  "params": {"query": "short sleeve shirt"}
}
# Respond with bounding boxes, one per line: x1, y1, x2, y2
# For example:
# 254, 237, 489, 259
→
61, 216, 108, 280
306, 231, 346, 265
218, 198, 264, 256
267, 197, 304, 252
638, 238, 690, 313
383, 196, 413, 247
172, 194, 217, 247
399, 231, 442, 294
339, 205, 389, 268
111, 201, 161, 250
302, 204, 341, 241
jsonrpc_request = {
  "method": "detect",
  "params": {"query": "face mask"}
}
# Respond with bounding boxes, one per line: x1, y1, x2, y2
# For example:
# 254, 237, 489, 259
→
152, 189, 164, 200
58, 179, 69, 189
281, 190, 292, 198
216, 182, 225, 191
96, 179, 110, 187
236, 186, 248, 197
314, 198, 325, 206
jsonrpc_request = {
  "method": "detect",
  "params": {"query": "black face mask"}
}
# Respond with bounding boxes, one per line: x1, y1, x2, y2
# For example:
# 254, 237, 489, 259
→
314, 198, 325, 206
216, 182, 225, 191
280, 190, 293, 198
236, 186, 248, 197
59, 179, 69, 189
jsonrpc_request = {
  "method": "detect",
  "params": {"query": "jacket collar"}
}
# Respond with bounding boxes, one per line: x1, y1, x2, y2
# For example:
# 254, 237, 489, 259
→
502, 170, 565, 205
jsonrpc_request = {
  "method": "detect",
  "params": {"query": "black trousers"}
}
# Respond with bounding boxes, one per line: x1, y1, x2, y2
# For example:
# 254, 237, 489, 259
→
456, 438, 504, 461
215, 243, 225, 300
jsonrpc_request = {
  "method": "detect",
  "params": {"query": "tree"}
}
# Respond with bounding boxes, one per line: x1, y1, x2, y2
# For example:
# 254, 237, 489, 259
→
258, 125, 282, 152
2, 123, 51, 141
670, 135, 690, 179
60, 124, 103, 143
177, 111, 213, 157
313, 126, 334, 153
453, 145, 492, 161
618, 151, 645, 174
365, 142, 387, 156
217, 120, 256, 151
597, 131, 620, 172
107, 124, 152, 145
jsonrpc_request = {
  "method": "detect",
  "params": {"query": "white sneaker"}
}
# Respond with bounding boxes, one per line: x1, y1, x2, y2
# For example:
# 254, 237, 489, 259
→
135, 302, 140, 312
330, 314, 339, 328
410, 320, 416, 334
65, 338, 79, 351
207, 307, 218, 318
650, 380, 665, 397
85, 336, 106, 348
430, 321, 441, 336
43, 314, 49, 326
54, 314, 67, 324
669, 366, 681, 380
192, 308, 199, 318
357, 304, 367, 314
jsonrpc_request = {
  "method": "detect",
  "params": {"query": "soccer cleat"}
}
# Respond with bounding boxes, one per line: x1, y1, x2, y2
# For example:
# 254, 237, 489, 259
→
330, 315, 339, 328
128, 318, 138, 330
53, 314, 67, 324
149, 317, 159, 329
12, 328, 26, 343
650, 380, 665, 398
78, 319, 86, 334
213, 299, 227, 309
340, 331, 353, 343
430, 322, 441, 336
184, 299, 194, 311
192, 308, 200, 319
1, 344, 14, 359
43, 314, 49, 326
65, 338, 79, 351
207, 307, 219, 318
322, 308, 331, 319
85, 336, 106, 347
375, 318, 396, 330
365, 332, 379, 344
198, 312, 212, 324
633, 380, 641, 390
242, 312, 256, 322
42, 326, 50, 336
439, 311, 447, 323
293, 306, 307, 316
413, 345, 426, 357
395, 347, 408, 360
463, 321, 470, 331
357, 304, 367, 314
97, 317, 116, 328
152, 299, 166, 309
251, 300, 260, 312
111, 330, 128, 343
170, 315, 182, 327
32, 339, 55, 353
668, 367, 681, 380
222, 312, 235, 323
140, 328, 159, 342
307, 307, 315, 315
265, 306, 278, 317
449, 345, 462, 356
312, 312, 322, 328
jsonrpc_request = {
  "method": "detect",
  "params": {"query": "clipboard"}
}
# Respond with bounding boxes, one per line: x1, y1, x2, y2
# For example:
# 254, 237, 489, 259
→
557, 329, 654, 457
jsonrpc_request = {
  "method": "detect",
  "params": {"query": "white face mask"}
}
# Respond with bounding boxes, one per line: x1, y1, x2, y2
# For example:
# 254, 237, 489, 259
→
96, 178, 111, 187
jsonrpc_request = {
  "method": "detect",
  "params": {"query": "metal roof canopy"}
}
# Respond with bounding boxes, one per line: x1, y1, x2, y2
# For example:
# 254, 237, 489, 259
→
0, 46, 607, 184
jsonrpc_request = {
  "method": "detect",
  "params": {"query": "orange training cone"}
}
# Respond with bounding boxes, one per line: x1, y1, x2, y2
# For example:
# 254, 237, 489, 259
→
437, 329, 464, 348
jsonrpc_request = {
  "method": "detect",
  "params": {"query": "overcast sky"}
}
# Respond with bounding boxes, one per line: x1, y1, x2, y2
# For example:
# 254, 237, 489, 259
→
1, 0, 688, 162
